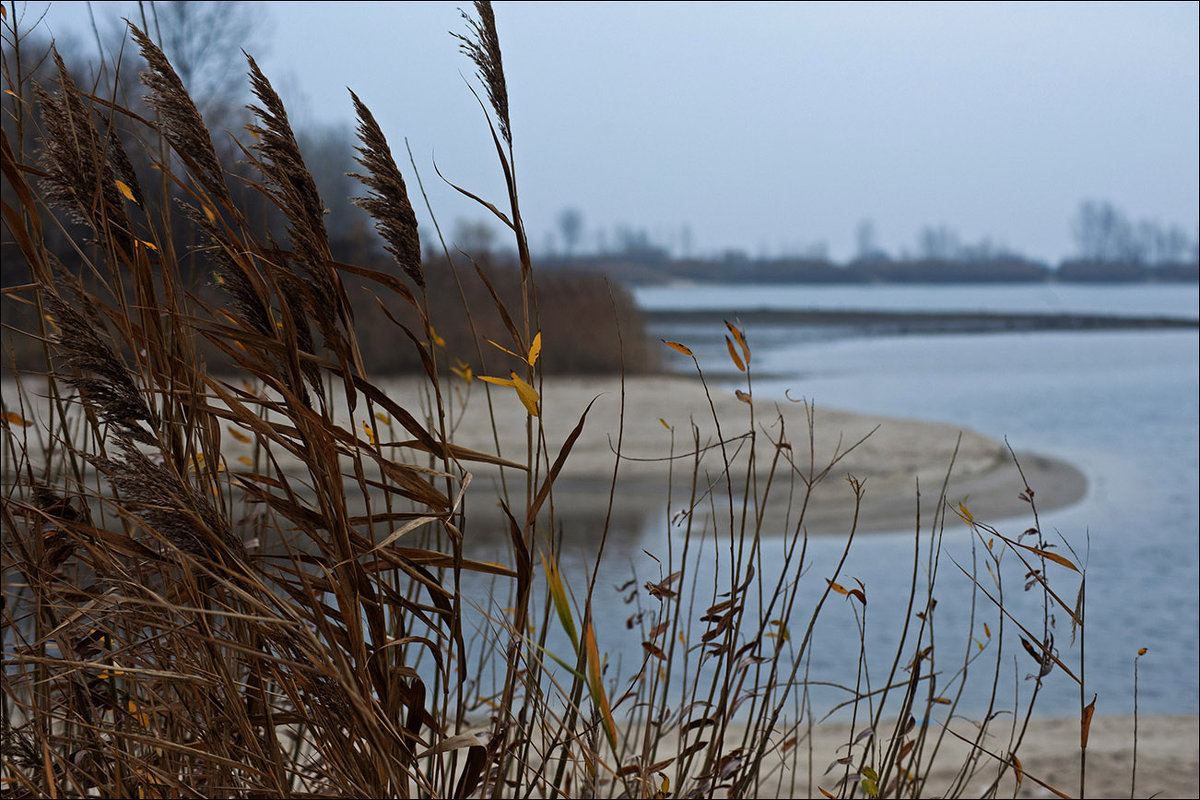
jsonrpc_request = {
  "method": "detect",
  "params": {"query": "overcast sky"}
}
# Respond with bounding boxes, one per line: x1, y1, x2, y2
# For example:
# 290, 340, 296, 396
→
31, 1, 1200, 263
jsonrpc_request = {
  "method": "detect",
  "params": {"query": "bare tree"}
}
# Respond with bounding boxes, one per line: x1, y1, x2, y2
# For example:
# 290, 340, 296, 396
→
151, 1, 265, 116
556, 207, 583, 258
916, 224, 960, 261
453, 219, 496, 256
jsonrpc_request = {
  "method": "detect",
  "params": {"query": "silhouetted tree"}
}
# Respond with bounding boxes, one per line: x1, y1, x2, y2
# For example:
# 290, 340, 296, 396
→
557, 207, 583, 258
453, 219, 497, 257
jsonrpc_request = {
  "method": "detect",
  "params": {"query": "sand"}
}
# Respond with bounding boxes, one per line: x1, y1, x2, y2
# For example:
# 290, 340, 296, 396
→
372, 374, 1087, 537
710, 713, 1199, 798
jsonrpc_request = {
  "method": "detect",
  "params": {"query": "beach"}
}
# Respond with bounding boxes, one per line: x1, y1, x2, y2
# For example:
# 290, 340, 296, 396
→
369, 374, 1088, 537
719, 713, 1199, 799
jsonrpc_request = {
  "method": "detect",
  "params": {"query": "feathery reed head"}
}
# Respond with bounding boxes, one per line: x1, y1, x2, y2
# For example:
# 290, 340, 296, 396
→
129, 21, 230, 207
455, 0, 511, 146
244, 53, 330, 279
91, 438, 241, 562
349, 91, 423, 289
34, 50, 132, 249
243, 53, 352, 359
45, 285, 159, 446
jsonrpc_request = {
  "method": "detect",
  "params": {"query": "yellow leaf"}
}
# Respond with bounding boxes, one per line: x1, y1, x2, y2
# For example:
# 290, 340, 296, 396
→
1137, 647, 1148, 656
725, 335, 746, 372
1010, 752, 1024, 784
659, 418, 670, 429
3, 412, 32, 428
1081, 694, 1096, 748
362, 421, 376, 445
541, 552, 579, 650
375, 412, 391, 425
509, 372, 540, 417
826, 579, 847, 595
1029, 546, 1079, 572
725, 320, 751, 366
662, 340, 694, 357
237, 456, 253, 467
429, 325, 445, 348
137, 239, 158, 251
451, 359, 474, 384
584, 621, 618, 752
227, 426, 251, 444
203, 203, 217, 224
528, 330, 542, 367
114, 179, 136, 202
486, 338, 525, 362
983, 622, 991, 639
127, 699, 150, 727
931, 696, 952, 704
479, 373, 540, 417
959, 503, 974, 523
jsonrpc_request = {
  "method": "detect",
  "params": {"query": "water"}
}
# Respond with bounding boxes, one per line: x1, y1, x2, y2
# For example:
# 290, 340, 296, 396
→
634, 281, 1200, 320
588, 283, 1199, 718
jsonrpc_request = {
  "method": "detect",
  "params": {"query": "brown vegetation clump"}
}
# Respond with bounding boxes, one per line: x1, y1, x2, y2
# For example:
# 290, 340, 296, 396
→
2, 3, 1097, 798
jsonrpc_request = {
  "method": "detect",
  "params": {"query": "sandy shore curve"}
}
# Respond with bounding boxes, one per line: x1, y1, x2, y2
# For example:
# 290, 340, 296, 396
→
409, 374, 1087, 537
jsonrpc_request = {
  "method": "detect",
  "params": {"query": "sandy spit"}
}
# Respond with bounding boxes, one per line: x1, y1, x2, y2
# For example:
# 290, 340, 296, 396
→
377, 374, 1087, 537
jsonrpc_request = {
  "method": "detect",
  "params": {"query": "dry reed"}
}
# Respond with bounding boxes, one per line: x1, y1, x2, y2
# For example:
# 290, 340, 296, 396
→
2, 4, 1094, 798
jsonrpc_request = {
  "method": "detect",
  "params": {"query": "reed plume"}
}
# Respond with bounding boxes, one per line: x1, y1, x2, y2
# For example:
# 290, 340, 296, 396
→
129, 21, 230, 207
349, 90, 423, 290
34, 51, 133, 251
455, 0, 511, 147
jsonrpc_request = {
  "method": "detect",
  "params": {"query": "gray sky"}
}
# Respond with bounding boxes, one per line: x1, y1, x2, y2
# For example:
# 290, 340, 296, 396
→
31, 1, 1200, 263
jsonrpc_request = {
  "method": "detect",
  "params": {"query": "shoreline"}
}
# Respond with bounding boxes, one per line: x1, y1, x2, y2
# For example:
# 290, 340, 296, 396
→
413, 374, 1088, 536
692, 713, 1199, 798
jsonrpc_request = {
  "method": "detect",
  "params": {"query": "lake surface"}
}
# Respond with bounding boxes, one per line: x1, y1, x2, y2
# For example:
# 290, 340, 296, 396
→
635, 281, 1200, 320
578, 283, 1198, 719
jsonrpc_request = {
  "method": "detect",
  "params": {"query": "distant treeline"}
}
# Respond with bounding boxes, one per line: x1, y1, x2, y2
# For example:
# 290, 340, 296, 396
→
534, 254, 1200, 286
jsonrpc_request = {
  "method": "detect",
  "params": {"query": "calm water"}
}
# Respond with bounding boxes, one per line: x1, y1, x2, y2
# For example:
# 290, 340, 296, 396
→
635, 281, 1200, 320
562, 283, 1198, 719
